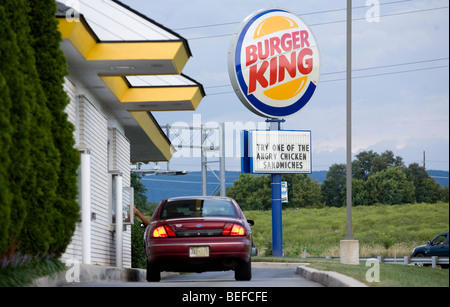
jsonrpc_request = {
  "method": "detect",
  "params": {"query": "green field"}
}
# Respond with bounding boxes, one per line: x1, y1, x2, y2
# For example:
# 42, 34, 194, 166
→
245, 202, 449, 258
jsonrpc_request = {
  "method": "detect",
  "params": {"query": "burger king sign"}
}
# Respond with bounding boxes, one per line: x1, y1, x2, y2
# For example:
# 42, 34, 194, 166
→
228, 9, 320, 118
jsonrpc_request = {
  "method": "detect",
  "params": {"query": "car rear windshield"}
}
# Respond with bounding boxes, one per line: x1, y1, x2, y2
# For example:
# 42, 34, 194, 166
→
161, 199, 238, 219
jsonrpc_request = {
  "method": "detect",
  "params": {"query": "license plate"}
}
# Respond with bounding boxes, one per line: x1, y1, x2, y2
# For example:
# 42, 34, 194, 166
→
189, 246, 209, 258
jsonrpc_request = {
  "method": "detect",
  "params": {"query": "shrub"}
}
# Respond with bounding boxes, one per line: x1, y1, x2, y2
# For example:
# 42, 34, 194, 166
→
27, 0, 80, 256
0, 1, 31, 256
0, 0, 79, 258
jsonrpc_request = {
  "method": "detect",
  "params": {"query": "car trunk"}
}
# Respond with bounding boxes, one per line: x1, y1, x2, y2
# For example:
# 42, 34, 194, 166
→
164, 217, 239, 237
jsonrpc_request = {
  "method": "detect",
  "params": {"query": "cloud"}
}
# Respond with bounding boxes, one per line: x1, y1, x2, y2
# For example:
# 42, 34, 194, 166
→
359, 137, 449, 170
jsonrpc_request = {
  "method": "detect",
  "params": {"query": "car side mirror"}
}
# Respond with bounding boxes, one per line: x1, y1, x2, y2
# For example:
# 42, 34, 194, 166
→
247, 220, 255, 226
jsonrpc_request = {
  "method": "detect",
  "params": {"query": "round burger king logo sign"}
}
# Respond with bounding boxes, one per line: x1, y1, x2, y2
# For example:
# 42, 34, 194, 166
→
228, 9, 320, 118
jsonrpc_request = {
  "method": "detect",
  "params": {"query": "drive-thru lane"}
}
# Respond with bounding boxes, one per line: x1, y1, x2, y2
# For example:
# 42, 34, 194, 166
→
66, 267, 323, 287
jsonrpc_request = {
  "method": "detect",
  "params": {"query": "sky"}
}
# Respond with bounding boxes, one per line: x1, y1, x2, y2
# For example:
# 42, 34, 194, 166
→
120, 0, 449, 172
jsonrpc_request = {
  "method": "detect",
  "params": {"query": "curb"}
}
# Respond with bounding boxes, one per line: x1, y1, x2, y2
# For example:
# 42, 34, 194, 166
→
295, 264, 368, 287
252, 262, 302, 269
32, 264, 178, 287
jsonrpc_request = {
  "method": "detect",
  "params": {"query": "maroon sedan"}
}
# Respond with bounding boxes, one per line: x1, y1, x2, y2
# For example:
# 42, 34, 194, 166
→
144, 196, 254, 282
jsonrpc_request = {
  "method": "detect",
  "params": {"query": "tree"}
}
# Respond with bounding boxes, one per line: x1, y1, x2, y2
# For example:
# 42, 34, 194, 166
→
353, 150, 404, 181
351, 178, 367, 206
10, 0, 60, 255
439, 186, 449, 203
405, 163, 441, 204
27, 0, 80, 256
418, 178, 442, 203
321, 164, 346, 207
131, 172, 148, 211
0, 0, 80, 257
289, 175, 323, 208
131, 173, 148, 269
0, 6, 14, 255
0, 0, 32, 256
365, 167, 415, 205
353, 150, 379, 181
0, 73, 12, 255
226, 174, 271, 210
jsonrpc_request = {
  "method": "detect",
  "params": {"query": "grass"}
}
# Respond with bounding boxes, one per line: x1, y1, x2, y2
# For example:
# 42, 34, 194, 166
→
245, 202, 449, 258
248, 203, 449, 287
0, 255, 65, 287
253, 257, 449, 287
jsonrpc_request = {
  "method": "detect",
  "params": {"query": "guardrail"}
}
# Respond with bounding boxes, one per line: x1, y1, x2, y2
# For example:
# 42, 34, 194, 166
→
360, 256, 449, 268
297, 255, 449, 268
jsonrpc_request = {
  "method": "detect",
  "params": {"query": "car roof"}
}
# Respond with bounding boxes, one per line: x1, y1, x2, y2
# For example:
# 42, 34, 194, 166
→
165, 196, 234, 202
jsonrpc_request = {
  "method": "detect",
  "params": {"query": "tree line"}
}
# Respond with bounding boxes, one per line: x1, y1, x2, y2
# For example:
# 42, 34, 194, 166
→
226, 150, 449, 210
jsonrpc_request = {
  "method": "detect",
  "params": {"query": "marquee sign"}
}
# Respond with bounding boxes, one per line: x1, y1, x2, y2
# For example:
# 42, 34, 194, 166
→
228, 9, 320, 118
241, 130, 311, 174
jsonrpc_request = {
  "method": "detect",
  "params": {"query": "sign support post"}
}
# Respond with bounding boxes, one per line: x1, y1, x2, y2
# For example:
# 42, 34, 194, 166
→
267, 118, 284, 257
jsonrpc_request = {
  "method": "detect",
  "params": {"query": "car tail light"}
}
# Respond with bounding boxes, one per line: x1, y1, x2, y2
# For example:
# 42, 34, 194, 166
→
222, 223, 233, 235
222, 223, 246, 236
152, 225, 176, 238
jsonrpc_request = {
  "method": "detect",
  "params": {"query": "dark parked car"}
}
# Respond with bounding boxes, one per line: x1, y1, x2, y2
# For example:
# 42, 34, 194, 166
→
411, 232, 449, 259
144, 196, 254, 282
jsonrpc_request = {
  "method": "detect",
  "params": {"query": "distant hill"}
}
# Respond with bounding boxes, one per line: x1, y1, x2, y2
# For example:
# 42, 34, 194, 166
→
428, 170, 449, 187
141, 171, 241, 203
141, 170, 448, 203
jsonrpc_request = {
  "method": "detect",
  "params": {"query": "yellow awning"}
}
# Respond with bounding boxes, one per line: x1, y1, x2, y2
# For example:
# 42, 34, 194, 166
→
56, 1, 205, 162
58, 18, 190, 73
100, 76, 203, 111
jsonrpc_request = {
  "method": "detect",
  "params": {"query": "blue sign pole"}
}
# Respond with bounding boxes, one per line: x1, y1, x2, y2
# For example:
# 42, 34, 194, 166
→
271, 174, 283, 257
268, 119, 284, 257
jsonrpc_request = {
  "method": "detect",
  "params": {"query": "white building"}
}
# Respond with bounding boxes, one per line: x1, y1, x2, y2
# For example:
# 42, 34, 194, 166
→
56, 0, 205, 268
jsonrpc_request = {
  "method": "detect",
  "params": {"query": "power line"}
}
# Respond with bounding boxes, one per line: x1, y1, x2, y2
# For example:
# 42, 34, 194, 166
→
205, 58, 449, 95
174, 0, 413, 31
321, 64, 449, 83
187, 6, 448, 41
308, 5, 449, 27
205, 57, 449, 90
206, 64, 448, 96
141, 177, 235, 185
323, 57, 449, 76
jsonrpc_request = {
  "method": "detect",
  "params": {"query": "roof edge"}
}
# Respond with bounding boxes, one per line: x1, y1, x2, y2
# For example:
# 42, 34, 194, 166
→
111, 0, 193, 57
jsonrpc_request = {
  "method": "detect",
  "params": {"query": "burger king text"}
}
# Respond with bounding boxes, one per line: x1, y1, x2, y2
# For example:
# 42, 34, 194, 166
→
245, 30, 314, 95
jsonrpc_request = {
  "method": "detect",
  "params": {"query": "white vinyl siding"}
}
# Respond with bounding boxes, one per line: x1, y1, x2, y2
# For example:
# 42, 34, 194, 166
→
110, 128, 132, 268
63, 78, 77, 130
78, 95, 111, 266
62, 77, 82, 262
62, 77, 133, 268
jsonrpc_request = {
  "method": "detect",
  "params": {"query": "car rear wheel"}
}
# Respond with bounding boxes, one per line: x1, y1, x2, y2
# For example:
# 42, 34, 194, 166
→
146, 262, 161, 282
235, 259, 252, 281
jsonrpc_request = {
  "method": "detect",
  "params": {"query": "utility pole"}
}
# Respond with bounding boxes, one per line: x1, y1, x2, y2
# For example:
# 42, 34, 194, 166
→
423, 151, 426, 169
201, 124, 208, 196
345, 0, 353, 241
219, 123, 226, 197
340, 0, 359, 265
166, 123, 226, 197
